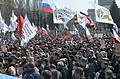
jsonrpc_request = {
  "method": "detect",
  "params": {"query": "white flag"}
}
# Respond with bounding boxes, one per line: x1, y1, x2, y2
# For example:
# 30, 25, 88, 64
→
0, 11, 8, 34
32, 23, 38, 32
51, 4, 64, 24
53, 10, 63, 24
2, 24, 8, 34
0, 11, 4, 24
9, 11, 18, 32
21, 15, 37, 45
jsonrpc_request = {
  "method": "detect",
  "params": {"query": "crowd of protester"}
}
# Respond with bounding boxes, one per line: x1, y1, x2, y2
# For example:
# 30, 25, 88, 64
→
0, 31, 120, 79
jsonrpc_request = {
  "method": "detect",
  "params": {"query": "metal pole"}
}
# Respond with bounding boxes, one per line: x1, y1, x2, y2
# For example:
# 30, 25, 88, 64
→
39, 0, 41, 27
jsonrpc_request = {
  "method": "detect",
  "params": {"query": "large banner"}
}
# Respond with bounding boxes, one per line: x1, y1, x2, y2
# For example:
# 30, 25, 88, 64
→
95, 5, 114, 24
53, 7, 75, 25
53, 10, 63, 24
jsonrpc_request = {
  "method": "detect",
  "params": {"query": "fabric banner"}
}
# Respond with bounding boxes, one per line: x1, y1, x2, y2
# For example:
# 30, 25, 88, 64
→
53, 10, 63, 24
51, 3, 63, 24
53, 7, 75, 25
22, 15, 37, 44
95, 5, 114, 24
95, 5, 118, 32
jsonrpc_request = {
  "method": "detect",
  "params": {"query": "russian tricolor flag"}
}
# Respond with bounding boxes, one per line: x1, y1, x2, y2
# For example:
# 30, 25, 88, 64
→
40, 28, 49, 36
113, 29, 120, 43
42, 0, 53, 13
109, 29, 120, 43
86, 29, 93, 41
110, 32, 115, 43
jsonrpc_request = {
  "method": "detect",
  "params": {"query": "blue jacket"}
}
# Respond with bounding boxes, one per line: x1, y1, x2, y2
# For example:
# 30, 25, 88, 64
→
24, 68, 41, 79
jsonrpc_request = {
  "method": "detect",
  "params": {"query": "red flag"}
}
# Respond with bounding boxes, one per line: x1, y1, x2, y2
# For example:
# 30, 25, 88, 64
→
17, 15, 24, 38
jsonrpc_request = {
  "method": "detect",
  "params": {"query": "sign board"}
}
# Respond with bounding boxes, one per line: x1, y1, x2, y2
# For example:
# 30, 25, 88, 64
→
115, 43, 120, 56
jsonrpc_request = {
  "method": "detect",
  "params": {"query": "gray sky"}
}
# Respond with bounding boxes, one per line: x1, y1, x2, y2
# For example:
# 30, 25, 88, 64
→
52, 0, 120, 14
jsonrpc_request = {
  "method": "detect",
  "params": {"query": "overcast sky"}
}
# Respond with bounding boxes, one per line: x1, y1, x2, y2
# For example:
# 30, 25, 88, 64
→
52, 0, 120, 14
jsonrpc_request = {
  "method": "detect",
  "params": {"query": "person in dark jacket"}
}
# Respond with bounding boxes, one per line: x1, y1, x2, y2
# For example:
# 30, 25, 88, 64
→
67, 56, 74, 79
94, 58, 109, 79
22, 62, 41, 79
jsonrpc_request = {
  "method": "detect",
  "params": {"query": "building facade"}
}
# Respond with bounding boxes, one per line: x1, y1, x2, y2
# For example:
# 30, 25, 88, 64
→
87, 9, 95, 22
98, 0, 113, 9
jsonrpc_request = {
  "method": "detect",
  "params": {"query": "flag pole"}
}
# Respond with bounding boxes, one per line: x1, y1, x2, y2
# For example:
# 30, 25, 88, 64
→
94, 0, 98, 37
38, 0, 40, 27
39, 0, 42, 27
55, 26, 57, 37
